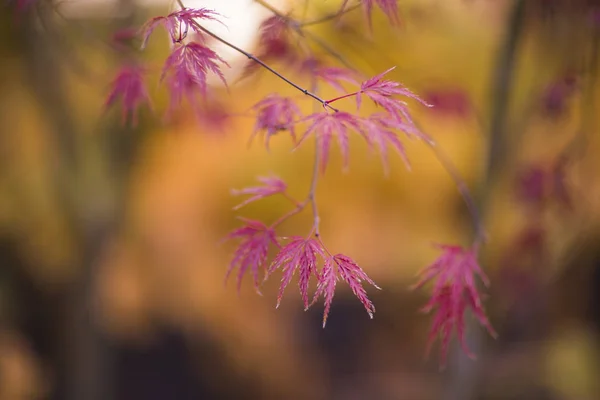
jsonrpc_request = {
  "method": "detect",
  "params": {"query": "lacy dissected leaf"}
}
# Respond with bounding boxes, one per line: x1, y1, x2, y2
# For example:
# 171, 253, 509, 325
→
231, 175, 287, 210
241, 15, 298, 78
357, 67, 431, 122
314, 66, 359, 93
298, 111, 363, 172
250, 94, 302, 149
105, 64, 151, 126
267, 237, 325, 309
141, 7, 222, 47
161, 42, 229, 112
312, 254, 380, 327
363, 0, 401, 28
361, 113, 412, 174
226, 219, 279, 293
413, 244, 497, 367
339, 0, 400, 30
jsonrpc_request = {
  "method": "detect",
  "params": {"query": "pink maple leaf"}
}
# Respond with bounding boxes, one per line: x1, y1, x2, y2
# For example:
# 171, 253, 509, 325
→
314, 66, 359, 93
249, 94, 302, 149
241, 15, 297, 78
230, 175, 287, 210
141, 7, 222, 48
226, 219, 279, 293
256, 15, 297, 64
297, 111, 363, 172
361, 113, 411, 174
413, 244, 497, 367
339, 0, 400, 30
423, 88, 472, 118
160, 42, 229, 113
194, 100, 231, 132
357, 67, 431, 122
312, 254, 380, 327
259, 14, 289, 42
363, 0, 401, 29
104, 64, 152, 126
267, 237, 325, 310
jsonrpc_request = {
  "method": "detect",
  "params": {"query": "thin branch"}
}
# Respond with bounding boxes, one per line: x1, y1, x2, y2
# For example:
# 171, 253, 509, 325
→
300, 3, 361, 27
253, 0, 356, 71
297, 29, 356, 70
262, 53, 323, 236
308, 73, 322, 238
253, 0, 359, 28
253, 0, 284, 16
425, 141, 485, 243
179, 12, 339, 111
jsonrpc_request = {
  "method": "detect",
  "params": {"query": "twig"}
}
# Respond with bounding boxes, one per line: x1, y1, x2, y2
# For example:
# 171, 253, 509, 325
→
253, 0, 356, 70
308, 75, 322, 238
174, 0, 339, 112
300, 3, 361, 27
424, 141, 485, 243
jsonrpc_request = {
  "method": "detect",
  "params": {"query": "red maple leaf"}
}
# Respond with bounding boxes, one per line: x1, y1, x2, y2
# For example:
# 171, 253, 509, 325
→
226, 219, 279, 293
141, 7, 222, 48
314, 66, 359, 93
193, 100, 231, 132
339, 0, 401, 30
250, 94, 302, 149
297, 111, 363, 172
256, 15, 294, 60
267, 237, 325, 310
361, 113, 411, 174
357, 67, 430, 122
312, 254, 380, 327
104, 64, 152, 126
413, 244, 497, 367
230, 175, 287, 210
160, 42, 229, 113
241, 15, 298, 78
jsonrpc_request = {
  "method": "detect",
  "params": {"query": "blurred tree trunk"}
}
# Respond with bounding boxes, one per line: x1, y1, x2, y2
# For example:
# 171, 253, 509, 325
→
16, 4, 138, 399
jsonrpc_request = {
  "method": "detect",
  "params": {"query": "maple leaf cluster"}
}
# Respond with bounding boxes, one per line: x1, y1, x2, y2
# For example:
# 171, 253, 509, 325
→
99, 0, 498, 366
251, 66, 433, 174
226, 177, 380, 328
104, 8, 230, 123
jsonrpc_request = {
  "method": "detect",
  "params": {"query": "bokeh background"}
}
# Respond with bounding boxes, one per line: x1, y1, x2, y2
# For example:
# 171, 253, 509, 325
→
1, 0, 600, 399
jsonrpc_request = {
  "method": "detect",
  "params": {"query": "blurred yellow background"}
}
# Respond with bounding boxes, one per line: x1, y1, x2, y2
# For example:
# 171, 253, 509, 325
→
1, 0, 600, 399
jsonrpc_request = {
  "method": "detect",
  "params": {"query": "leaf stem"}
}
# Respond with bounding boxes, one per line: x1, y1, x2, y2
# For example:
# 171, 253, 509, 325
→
270, 200, 308, 228
325, 91, 360, 105
267, 69, 323, 235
